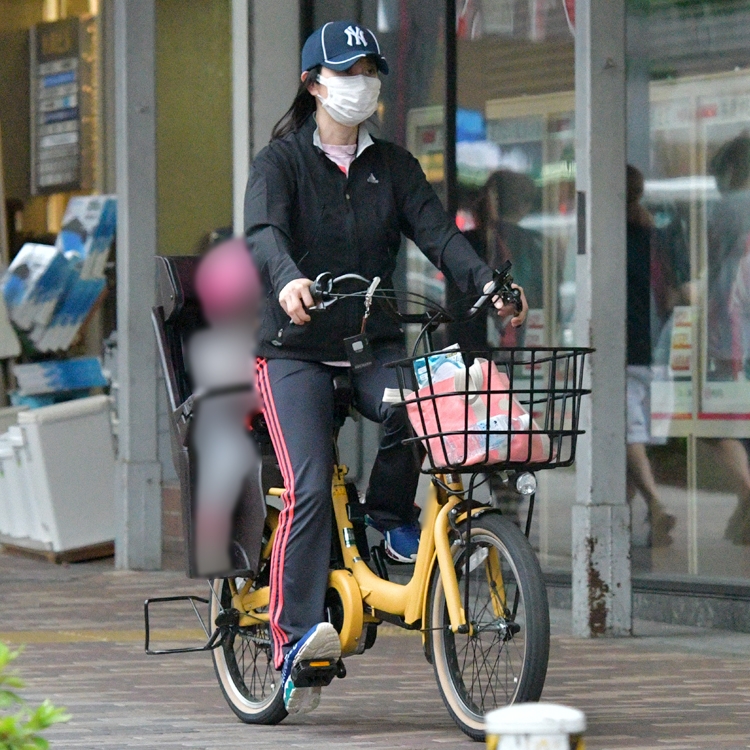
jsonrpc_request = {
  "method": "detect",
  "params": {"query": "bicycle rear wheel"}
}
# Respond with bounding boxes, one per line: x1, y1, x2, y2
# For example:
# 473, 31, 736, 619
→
428, 512, 549, 741
210, 576, 286, 724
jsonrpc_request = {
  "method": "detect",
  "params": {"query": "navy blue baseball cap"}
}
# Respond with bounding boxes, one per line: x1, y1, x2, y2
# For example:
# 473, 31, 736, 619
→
301, 21, 389, 74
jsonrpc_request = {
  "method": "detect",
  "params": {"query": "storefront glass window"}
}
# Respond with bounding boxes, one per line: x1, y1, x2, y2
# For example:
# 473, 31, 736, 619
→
454, 0, 750, 583
449, 1, 575, 568
626, 0, 750, 582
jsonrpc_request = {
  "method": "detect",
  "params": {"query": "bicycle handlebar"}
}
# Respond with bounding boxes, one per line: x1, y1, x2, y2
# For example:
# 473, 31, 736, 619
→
308, 260, 522, 324
466, 260, 522, 318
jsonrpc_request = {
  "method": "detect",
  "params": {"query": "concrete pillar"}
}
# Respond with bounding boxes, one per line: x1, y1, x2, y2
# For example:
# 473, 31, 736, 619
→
114, 0, 161, 570
250, 0, 299, 157
626, 12, 651, 176
572, 0, 632, 636
100, 0, 117, 194
232, 0, 251, 234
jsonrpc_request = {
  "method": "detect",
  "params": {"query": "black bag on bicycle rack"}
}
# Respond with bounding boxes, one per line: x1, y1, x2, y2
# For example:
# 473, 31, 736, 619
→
152, 255, 269, 579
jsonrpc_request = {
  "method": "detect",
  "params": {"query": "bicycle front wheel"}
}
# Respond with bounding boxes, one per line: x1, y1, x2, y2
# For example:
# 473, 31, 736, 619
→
428, 512, 550, 740
210, 577, 286, 724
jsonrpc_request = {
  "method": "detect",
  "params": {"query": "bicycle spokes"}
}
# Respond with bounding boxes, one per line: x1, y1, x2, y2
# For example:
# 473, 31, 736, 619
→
453, 542, 526, 712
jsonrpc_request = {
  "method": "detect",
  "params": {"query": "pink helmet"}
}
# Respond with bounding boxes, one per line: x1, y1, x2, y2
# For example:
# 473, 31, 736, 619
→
194, 238, 261, 323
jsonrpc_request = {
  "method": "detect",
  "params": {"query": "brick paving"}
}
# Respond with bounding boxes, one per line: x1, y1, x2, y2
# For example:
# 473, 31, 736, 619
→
1, 551, 750, 749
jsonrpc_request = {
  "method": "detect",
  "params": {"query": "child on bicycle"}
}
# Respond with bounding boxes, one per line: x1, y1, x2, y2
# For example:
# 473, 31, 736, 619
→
244, 19, 527, 714
189, 237, 262, 576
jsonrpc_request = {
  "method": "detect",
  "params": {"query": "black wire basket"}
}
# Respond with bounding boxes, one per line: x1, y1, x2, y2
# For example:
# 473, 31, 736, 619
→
387, 347, 593, 474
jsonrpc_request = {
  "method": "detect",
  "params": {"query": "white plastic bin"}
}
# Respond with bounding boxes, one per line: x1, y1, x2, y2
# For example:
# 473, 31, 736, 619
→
0, 435, 29, 540
485, 703, 586, 750
6, 426, 49, 544
0, 438, 10, 535
15, 395, 115, 553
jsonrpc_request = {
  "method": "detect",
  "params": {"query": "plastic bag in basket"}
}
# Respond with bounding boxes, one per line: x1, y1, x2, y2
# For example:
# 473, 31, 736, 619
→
400, 358, 552, 468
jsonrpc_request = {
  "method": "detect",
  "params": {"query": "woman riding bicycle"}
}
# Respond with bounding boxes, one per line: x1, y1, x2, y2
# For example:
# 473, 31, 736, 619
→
244, 19, 528, 715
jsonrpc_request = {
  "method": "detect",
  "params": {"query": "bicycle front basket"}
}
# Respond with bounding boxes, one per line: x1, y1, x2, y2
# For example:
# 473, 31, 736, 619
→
389, 346, 592, 474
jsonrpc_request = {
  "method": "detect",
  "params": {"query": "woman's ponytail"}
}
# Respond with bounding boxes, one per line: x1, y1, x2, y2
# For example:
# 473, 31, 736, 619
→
271, 66, 321, 140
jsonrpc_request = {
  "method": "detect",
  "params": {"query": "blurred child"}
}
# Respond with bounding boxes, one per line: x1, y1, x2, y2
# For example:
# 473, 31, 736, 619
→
189, 237, 262, 576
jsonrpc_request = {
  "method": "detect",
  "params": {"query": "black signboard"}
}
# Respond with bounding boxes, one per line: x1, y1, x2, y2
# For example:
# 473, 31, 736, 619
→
30, 18, 82, 194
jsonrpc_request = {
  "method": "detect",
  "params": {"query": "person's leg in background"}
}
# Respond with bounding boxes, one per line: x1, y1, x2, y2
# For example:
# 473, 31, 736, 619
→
707, 437, 750, 544
626, 366, 675, 546
352, 344, 423, 562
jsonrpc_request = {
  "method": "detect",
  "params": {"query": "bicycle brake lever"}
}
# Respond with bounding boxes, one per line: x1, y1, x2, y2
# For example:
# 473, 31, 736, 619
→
468, 260, 514, 316
491, 262, 523, 314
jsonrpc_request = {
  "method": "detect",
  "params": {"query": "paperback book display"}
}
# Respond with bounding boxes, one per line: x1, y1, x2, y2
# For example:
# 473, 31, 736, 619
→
1, 195, 115, 354
13, 357, 108, 396
56, 195, 116, 279
0, 293, 21, 361
0, 195, 115, 408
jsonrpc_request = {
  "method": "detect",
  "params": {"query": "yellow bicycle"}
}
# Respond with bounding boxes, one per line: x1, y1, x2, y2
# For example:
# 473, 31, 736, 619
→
210, 273, 587, 739
201, 269, 591, 740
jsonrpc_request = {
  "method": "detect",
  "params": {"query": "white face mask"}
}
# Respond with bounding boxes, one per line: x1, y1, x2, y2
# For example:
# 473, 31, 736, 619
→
316, 74, 381, 127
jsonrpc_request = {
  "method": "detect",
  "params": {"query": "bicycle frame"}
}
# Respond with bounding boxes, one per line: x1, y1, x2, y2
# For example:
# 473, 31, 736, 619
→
210, 269, 537, 657
225, 463, 481, 656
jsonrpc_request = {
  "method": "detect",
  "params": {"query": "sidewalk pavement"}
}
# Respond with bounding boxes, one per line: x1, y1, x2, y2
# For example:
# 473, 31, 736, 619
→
1, 550, 749, 750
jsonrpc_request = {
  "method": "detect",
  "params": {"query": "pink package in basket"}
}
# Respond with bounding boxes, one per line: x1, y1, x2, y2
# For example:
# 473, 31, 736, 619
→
405, 359, 552, 468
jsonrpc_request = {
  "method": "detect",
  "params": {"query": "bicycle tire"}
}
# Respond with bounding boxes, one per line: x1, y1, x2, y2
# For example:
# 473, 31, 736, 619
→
210, 576, 287, 724
428, 512, 550, 741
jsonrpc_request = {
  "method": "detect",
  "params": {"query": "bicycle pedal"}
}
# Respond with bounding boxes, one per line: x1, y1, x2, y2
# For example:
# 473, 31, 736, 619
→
290, 657, 343, 688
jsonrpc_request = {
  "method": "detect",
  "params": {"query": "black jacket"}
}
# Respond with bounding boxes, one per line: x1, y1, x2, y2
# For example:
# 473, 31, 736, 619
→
245, 114, 493, 361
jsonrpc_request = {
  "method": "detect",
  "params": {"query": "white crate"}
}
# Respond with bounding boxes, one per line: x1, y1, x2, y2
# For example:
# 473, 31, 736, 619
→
6, 426, 49, 544
0, 435, 30, 540
15, 395, 115, 552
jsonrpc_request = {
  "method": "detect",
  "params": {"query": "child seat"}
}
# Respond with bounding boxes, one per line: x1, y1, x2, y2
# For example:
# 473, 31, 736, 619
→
152, 255, 269, 578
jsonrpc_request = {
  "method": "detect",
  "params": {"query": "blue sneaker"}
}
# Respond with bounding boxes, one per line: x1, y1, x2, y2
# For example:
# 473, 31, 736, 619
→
366, 518, 420, 563
280, 622, 341, 715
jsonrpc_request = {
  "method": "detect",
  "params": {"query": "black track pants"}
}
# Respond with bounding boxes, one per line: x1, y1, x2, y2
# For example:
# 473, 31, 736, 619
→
256, 345, 420, 666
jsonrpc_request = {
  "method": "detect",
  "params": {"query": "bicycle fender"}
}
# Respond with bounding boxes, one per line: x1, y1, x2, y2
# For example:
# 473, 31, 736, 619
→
455, 505, 502, 526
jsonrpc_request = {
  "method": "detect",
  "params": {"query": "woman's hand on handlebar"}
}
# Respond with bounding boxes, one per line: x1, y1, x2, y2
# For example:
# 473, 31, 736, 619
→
484, 280, 528, 328
279, 278, 315, 325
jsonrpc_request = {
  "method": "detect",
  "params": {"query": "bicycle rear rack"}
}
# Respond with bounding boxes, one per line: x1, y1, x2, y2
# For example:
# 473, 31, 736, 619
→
143, 594, 223, 655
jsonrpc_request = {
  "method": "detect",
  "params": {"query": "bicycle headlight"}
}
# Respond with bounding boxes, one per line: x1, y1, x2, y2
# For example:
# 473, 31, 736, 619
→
515, 472, 537, 496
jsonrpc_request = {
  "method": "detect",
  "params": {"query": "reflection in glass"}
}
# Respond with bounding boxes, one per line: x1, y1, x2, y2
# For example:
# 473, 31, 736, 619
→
447, 0, 575, 563
627, 0, 750, 582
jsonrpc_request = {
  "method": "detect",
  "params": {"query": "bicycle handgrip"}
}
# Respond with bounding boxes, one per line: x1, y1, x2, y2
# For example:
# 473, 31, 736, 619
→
502, 287, 523, 314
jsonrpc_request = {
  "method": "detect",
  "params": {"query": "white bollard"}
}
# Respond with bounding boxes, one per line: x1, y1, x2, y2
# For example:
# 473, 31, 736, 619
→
485, 703, 586, 750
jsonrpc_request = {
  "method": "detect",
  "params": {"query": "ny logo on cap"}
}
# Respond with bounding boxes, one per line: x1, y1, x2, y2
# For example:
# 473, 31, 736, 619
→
344, 25, 367, 47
